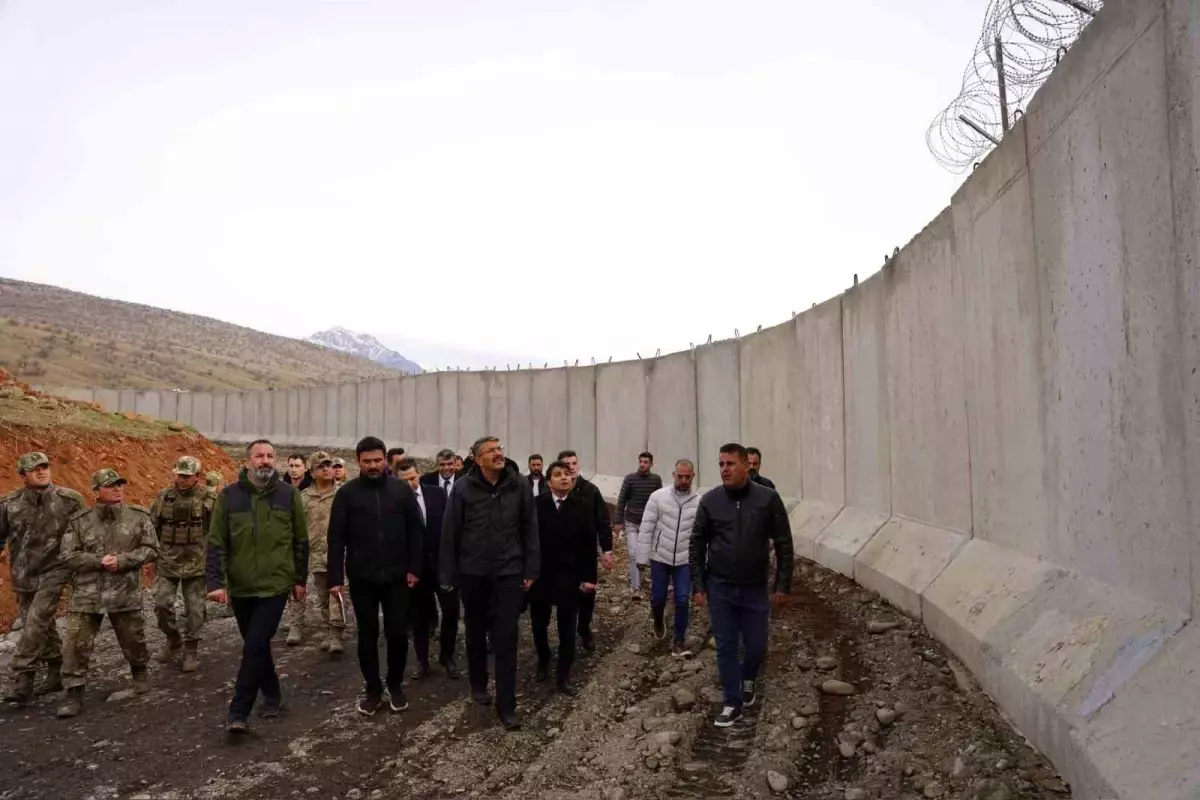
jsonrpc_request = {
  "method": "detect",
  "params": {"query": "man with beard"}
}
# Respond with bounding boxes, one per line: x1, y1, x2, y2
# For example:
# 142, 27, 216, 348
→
614, 452, 663, 599
745, 447, 776, 491
526, 454, 547, 498
284, 454, 313, 490
206, 440, 309, 734
286, 452, 345, 652
556, 450, 612, 655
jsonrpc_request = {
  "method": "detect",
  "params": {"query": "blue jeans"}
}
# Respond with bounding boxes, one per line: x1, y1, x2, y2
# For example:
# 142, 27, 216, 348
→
706, 580, 769, 709
650, 561, 691, 640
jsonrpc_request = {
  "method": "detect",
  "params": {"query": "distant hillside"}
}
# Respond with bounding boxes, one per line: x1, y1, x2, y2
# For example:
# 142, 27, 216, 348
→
0, 278, 402, 391
308, 327, 422, 373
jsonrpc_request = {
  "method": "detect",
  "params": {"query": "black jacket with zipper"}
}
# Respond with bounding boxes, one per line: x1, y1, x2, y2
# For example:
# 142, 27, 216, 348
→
326, 474, 424, 587
689, 480, 793, 594
439, 463, 539, 586
571, 475, 613, 553
530, 491, 598, 601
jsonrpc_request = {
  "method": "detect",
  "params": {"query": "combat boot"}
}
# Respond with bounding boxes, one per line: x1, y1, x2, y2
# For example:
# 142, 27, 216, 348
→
154, 635, 182, 666
181, 642, 199, 673
4, 673, 34, 706
286, 624, 303, 647
326, 628, 344, 656
41, 662, 63, 694
131, 668, 150, 695
56, 687, 83, 718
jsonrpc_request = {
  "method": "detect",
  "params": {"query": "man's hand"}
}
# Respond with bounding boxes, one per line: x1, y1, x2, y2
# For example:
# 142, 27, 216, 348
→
206, 589, 227, 604
580, 582, 597, 594
522, 579, 534, 591
101, 554, 119, 573
406, 572, 419, 588
329, 584, 344, 597
770, 592, 787, 609
601, 552, 614, 571
693, 592, 707, 608
292, 584, 307, 602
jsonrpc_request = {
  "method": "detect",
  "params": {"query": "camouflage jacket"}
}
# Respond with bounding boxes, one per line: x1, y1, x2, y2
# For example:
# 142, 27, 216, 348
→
0, 484, 86, 591
149, 485, 213, 579
301, 483, 338, 573
62, 504, 158, 613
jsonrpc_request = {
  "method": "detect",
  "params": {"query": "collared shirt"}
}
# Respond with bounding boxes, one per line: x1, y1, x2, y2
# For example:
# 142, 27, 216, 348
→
530, 477, 542, 497
414, 485, 427, 524
552, 492, 568, 511
441, 475, 455, 496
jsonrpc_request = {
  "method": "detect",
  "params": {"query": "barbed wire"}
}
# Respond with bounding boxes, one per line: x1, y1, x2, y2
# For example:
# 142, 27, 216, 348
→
927, 0, 1103, 173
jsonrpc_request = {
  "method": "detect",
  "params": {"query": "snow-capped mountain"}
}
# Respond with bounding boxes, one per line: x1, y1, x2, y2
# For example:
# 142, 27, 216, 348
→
307, 327, 422, 374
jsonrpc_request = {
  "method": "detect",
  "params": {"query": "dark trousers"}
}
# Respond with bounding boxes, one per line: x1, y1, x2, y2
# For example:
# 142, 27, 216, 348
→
412, 581, 459, 667
707, 580, 769, 709
348, 579, 410, 696
229, 594, 288, 718
651, 561, 692, 640
460, 574, 523, 715
530, 592, 580, 685
577, 589, 595, 637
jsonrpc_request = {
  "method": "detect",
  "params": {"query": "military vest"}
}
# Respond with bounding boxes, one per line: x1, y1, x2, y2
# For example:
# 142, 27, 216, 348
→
156, 487, 209, 547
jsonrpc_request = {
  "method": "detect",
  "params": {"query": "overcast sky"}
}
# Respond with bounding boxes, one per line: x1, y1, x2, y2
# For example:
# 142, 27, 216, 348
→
0, 0, 980, 368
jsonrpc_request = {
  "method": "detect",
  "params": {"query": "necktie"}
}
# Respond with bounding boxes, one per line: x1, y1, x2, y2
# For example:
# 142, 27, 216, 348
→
443, 478, 451, 496
555, 497, 563, 511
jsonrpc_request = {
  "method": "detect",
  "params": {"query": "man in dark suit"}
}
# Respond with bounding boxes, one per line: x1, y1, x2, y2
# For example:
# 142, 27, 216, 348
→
420, 449, 460, 495
396, 458, 461, 680
557, 449, 613, 655
530, 461, 597, 695
526, 454, 547, 498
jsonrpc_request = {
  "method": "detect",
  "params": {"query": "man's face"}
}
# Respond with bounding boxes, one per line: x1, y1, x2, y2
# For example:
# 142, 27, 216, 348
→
454, 456, 464, 471
562, 455, 579, 477
437, 457, 457, 478
247, 443, 276, 479
719, 451, 750, 488
528, 458, 543, 476
22, 465, 51, 490
358, 449, 386, 479
747, 452, 761, 473
673, 464, 695, 492
549, 466, 573, 494
332, 464, 346, 480
175, 474, 200, 490
398, 467, 420, 492
638, 456, 652, 474
287, 458, 306, 480
477, 440, 506, 471
313, 462, 333, 484
97, 484, 123, 504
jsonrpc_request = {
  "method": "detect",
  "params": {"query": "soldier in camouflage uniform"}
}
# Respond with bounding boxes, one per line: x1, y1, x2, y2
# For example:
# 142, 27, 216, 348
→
331, 457, 347, 487
1, 452, 86, 705
285, 451, 345, 651
205, 471, 222, 501
149, 456, 213, 672
56, 468, 159, 719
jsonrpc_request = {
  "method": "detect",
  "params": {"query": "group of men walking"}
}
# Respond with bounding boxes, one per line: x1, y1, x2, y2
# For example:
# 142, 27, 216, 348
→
2, 432, 793, 734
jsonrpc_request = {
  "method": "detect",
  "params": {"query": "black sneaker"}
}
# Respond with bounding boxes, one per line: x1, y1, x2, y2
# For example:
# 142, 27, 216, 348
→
580, 632, 595, 654
535, 661, 550, 683
671, 638, 692, 658
652, 613, 666, 641
410, 662, 431, 681
741, 680, 757, 707
260, 695, 283, 718
388, 689, 409, 712
357, 693, 383, 716
498, 710, 521, 731
439, 658, 462, 680
226, 715, 249, 734
714, 705, 743, 728
472, 688, 494, 706
556, 681, 578, 697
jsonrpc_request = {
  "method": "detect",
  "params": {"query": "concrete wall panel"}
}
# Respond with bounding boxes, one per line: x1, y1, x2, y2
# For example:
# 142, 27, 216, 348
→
134, 391, 160, 420
366, 381, 385, 440
646, 351, 698, 471
884, 209, 971, 532
400, 377, 418, 443
338, 384, 358, 442
414, 375, 439, 445
158, 391, 178, 423
296, 389, 312, 441
255, 392, 272, 439
507, 371, 533, 465
438, 373, 459, 449
567, 366, 596, 474
355, 383, 369, 439
271, 392, 287, 439
738, 321, 801, 494
695, 341, 740, 488
176, 392, 194, 428
305, 387, 324, 441
485, 372, 509, 446
285, 390, 300, 439
225, 393, 244, 437
383, 378, 403, 443
324, 386, 339, 442
211, 394, 226, 438
94, 389, 119, 413
596, 360, 647, 477
532, 369, 569, 462
795, 297, 845, 505
118, 390, 137, 413
842, 275, 890, 514
458, 372, 487, 451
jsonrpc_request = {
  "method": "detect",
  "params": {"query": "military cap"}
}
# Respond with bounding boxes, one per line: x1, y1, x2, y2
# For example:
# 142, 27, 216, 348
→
205, 471, 222, 486
332, 457, 346, 467
91, 468, 127, 489
173, 455, 201, 476
17, 452, 49, 473
308, 451, 333, 470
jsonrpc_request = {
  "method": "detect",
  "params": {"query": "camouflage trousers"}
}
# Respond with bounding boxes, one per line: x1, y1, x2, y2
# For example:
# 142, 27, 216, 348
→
286, 572, 346, 633
153, 575, 207, 642
10, 575, 67, 677
62, 610, 148, 690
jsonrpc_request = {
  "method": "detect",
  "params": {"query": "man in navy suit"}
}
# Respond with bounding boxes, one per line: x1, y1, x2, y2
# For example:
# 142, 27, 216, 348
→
397, 458, 461, 680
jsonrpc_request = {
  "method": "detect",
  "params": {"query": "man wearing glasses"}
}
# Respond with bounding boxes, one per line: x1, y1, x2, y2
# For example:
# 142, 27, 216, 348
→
440, 436, 539, 731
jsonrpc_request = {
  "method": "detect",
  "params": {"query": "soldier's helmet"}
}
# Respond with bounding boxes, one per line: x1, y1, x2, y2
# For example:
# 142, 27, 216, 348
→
91, 468, 127, 490
308, 451, 333, 470
17, 452, 50, 474
173, 456, 202, 476
332, 457, 346, 468
205, 471, 222, 487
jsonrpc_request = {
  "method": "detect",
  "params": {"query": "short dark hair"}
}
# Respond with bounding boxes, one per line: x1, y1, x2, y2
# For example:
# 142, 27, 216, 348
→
720, 443, 749, 461
546, 460, 571, 479
246, 439, 273, 454
395, 457, 418, 473
471, 437, 499, 458
639, 451, 653, 461
436, 448, 456, 461
288, 453, 306, 464
675, 458, 695, 471
528, 453, 543, 464
746, 446, 762, 459
356, 436, 387, 458
557, 449, 577, 460
386, 447, 406, 461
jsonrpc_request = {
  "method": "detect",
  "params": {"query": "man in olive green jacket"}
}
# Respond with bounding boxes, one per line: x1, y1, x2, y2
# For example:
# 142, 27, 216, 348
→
206, 439, 308, 733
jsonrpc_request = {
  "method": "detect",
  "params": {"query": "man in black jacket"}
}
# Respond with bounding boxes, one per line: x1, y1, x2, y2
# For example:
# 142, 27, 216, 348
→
327, 437, 424, 717
440, 435, 539, 731
691, 443, 793, 728
746, 447, 776, 491
395, 458, 461, 681
614, 451, 663, 599
557, 450, 612, 654
526, 454, 547, 498
530, 460, 597, 695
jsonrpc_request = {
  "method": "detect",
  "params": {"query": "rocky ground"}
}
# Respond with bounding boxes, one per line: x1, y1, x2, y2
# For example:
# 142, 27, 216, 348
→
0, 548, 1072, 800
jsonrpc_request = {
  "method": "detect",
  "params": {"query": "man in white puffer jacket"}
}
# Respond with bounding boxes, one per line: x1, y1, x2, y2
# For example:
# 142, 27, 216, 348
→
637, 459, 701, 656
